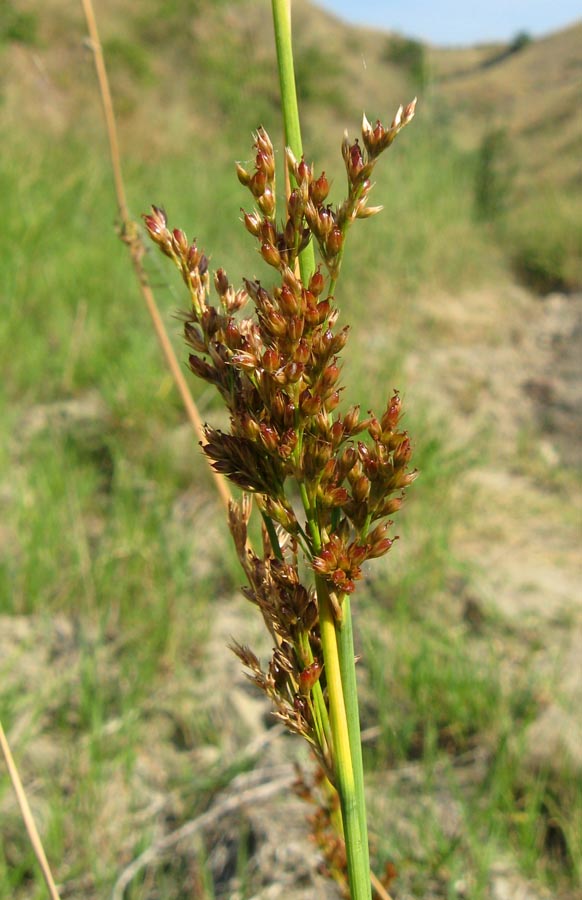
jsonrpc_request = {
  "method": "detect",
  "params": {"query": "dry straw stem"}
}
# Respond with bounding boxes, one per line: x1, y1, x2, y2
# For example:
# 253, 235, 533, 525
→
80, 0, 232, 513
0, 720, 62, 900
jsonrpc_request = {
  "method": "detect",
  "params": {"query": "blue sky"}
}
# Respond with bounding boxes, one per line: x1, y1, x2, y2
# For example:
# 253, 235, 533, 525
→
314, 0, 581, 45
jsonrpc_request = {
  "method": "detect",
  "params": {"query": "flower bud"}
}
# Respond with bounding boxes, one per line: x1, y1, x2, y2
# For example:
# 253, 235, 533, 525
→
224, 319, 241, 349
255, 149, 275, 180
344, 405, 361, 434
236, 163, 251, 186
304, 302, 321, 327
330, 326, 349, 354
330, 420, 344, 447
322, 486, 350, 508
250, 170, 267, 197
311, 171, 330, 204
324, 390, 341, 412
381, 392, 402, 432
258, 187, 276, 217
325, 227, 343, 257
298, 661, 322, 696
300, 390, 322, 417
214, 267, 230, 296
318, 206, 334, 237
368, 416, 381, 441
378, 495, 403, 517
284, 361, 304, 384
260, 241, 281, 268
279, 428, 298, 459
321, 364, 340, 391
242, 209, 261, 236
262, 308, 287, 337
337, 446, 358, 480
287, 315, 304, 343
393, 436, 412, 467
239, 413, 261, 442
367, 536, 396, 560
171, 228, 189, 256
283, 401, 296, 429
287, 189, 304, 222
297, 157, 312, 184
294, 338, 310, 365
231, 350, 259, 371
189, 354, 216, 382
316, 299, 332, 323
279, 284, 298, 316
260, 423, 279, 454
262, 348, 280, 372
309, 269, 325, 297
271, 391, 286, 421
352, 474, 371, 503
184, 321, 205, 352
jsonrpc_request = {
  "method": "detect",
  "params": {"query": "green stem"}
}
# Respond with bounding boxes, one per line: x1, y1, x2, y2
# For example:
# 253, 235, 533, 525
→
271, 4, 371, 895
317, 577, 371, 900
337, 593, 371, 890
270, 0, 316, 285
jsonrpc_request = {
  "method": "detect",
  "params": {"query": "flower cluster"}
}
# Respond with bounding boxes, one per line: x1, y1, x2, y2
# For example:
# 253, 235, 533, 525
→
143, 102, 416, 762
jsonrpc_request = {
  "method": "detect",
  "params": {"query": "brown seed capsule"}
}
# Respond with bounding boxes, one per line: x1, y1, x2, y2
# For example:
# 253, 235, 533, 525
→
324, 390, 341, 412
242, 209, 261, 236
214, 267, 230, 296
326, 227, 343, 256
381, 392, 402, 432
250, 170, 267, 197
294, 338, 310, 365
284, 361, 305, 384
368, 416, 382, 441
298, 661, 322, 696
263, 308, 287, 337
262, 347, 280, 372
224, 319, 241, 349
271, 391, 286, 422
352, 474, 371, 503
260, 424, 279, 453
171, 228, 189, 256
258, 187, 276, 217
279, 284, 299, 316
235, 163, 251, 186
321, 364, 340, 391
297, 157, 312, 184
300, 390, 322, 417
311, 171, 330, 204
288, 315, 304, 343
309, 269, 325, 297
287, 189, 304, 222
283, 401, 296, 429
330, 420, 344, 447
261, 241, 281, 268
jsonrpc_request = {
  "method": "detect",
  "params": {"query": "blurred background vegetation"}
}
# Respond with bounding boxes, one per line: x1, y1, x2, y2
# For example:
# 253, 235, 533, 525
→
1, 1, 581, 898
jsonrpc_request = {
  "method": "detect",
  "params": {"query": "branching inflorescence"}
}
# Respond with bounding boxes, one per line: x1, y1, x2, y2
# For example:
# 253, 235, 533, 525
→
144, 99, 416, 896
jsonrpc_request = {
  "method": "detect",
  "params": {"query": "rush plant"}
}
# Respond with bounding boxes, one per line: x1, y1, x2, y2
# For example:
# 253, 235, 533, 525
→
144, 3, 416, 897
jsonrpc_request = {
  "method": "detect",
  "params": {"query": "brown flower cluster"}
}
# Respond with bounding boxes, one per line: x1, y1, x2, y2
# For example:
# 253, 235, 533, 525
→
143, 102, 416, 758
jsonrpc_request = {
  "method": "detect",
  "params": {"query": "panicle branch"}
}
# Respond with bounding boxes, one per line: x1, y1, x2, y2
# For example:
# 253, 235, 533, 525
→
143, 100, 416, 877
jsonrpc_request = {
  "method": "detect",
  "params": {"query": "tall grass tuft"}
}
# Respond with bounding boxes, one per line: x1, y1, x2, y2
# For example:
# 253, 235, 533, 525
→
143, 3, 417, 896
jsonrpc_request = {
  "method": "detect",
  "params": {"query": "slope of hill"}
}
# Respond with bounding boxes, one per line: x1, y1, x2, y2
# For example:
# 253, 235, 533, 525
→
1, 4, 581, 899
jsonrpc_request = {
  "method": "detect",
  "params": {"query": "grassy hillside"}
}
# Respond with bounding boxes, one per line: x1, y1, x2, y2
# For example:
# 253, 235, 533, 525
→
1, 2, 581, 898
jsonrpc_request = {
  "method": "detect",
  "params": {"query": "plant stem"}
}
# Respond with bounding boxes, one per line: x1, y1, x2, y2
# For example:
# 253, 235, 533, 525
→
337, 594, 371, 888
270, 0, 316, 285
317, 578, 371, 900
271, 4, 372, 895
